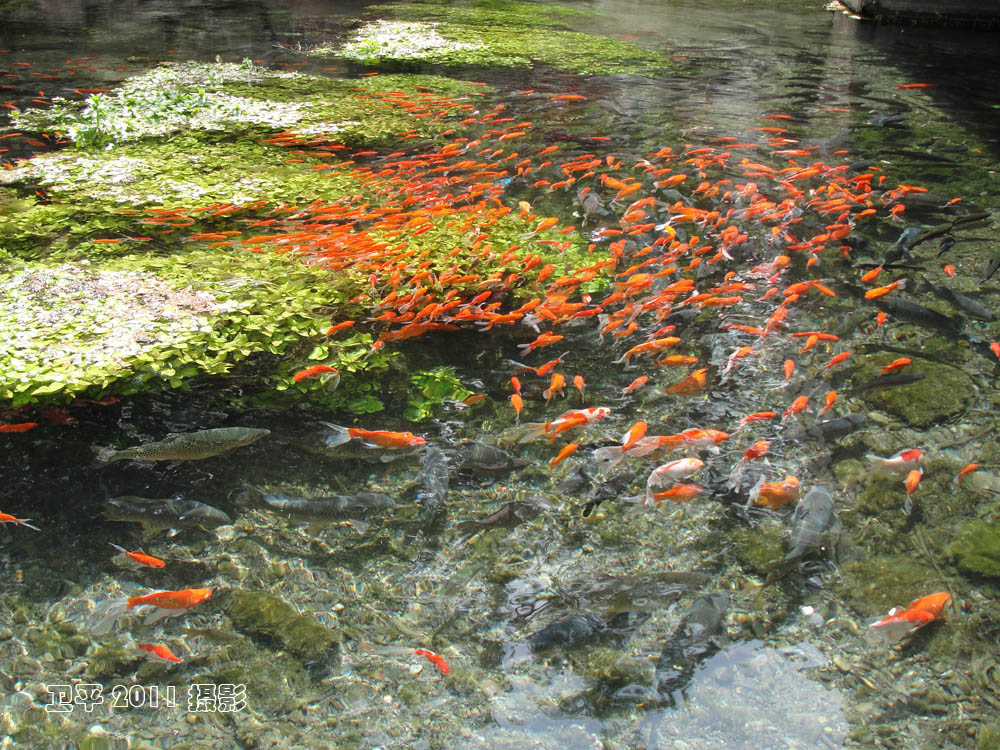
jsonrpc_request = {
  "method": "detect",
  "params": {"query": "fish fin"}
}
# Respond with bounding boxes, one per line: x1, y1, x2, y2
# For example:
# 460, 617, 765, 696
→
143, 607, 175, 626
109, 542, 127, 553
346, 519, 369, 535
90, 597, 130, 636
319, 422, 352, 447
92, 445, 119, 464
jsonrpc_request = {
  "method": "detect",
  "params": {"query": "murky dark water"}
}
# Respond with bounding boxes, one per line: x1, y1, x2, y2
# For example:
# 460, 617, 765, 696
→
1, 1, 998, 748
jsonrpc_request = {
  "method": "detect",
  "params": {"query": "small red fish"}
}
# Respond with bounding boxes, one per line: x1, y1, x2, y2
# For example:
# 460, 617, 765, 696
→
782, 395, 809, 420
904, 468, 922, 496
819, 390, 837, 415
881, 357, 911, 374
825, 352, 850, 369
0, 422, 38, 433
955, 463, 979, 487
752, 475, 800, 509
413, 647, 450, 675
292, 365, 340, 384
110, 543, 165, 569
623, 376, 649, 395
137, 643, 183, 664
550, 442, 578, 468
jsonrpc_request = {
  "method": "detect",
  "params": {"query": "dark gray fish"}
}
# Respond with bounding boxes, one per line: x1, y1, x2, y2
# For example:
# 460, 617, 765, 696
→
654, 593, 729, 698
94, 427, 270, 464
893, 226, 924, 252
984, 252, 1000, 282
784, 485, 837, 564
104, 495, 231, 533
874, 297, 963, 334
847, 371, 926, 394
456, 499, 547, 535
234, 486, 394, 530
582, 471, 639, 517
920, 275, 995, 321
936, 235, 956, 258
869, 113, 907, 128
415, 445, 448, 526
556, 572, 712, 615
791, 413, 868, 443
556, 463, 595, 495
577, 188, 604, 223
445, 441, 529, 472
526, 613, 611, 653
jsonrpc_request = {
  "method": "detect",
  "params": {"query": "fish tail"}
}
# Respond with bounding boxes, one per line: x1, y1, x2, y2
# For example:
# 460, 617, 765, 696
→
108, 542, 127, 553
319, 422, 352, 448
18, 518, 40, 532
92, 445, 120, 464
90, 597, 130, 635
592, 446, 625, 470
502, 422, 548, 444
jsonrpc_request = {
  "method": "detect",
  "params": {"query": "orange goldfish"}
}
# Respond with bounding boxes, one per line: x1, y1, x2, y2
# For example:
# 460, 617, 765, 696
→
92, 588, 213, 635
623, 376, 649, 395
665, 368, 708, 395
137, 643, 183, 664
324, 424, 427, 451
867, 448, 924, 477
616, 337, 680, 365
621, 421, 648, 452
782, 395, 810, 420
738, 411, 777, 429
644, 458, 705, 507
954, 463, 979, 487
413, 647, 450, 675
881, 357, 911, 374
292, 365, 340, 387
816, 391, 836, 416
110, 543, 165, 569
652, 484, 705, 504
0, 422, 38, 433
867, 592, 950, 645
543, 373, 566, 402
751, 475, 801, 509
550, 442, 578, 468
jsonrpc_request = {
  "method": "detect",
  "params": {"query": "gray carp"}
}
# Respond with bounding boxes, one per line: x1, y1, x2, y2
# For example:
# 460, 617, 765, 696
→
94, 427, 269, 464
104, 495, 232, 534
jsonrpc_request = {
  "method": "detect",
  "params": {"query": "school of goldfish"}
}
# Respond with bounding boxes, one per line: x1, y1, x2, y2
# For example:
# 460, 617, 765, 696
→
4, 57, 996, 679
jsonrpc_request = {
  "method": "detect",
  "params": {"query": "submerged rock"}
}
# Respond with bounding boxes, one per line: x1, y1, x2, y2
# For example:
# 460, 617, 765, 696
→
947, 518, 1000, 579
225, 591, 340, 664
854, 356, 972, 428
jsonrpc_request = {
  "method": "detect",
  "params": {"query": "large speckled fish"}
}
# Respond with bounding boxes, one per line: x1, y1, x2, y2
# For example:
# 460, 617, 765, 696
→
94, 427, 270, 464
234, 485, 395, 534
104, 495, 232, 534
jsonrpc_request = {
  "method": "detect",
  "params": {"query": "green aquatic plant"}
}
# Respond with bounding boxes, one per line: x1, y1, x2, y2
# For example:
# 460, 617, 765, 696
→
405, 366, 473, 420
318, 0, 670, 75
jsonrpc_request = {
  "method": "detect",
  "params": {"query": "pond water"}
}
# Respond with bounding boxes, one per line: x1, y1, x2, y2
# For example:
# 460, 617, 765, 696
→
1, 0, 999, 748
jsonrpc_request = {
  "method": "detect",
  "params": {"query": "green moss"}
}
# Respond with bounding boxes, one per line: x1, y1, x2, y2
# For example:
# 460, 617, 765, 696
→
835, 554, 946, 615
979, 725, 1000, 750
947, 518, 1000, 579
320, 0, 671, 75
728, 519, 787, 573
853, 355, 972, 428
225, 591, 341, 662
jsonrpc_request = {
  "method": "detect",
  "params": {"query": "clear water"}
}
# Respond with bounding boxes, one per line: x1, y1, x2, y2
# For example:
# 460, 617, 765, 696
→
1, 1, 998, 748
